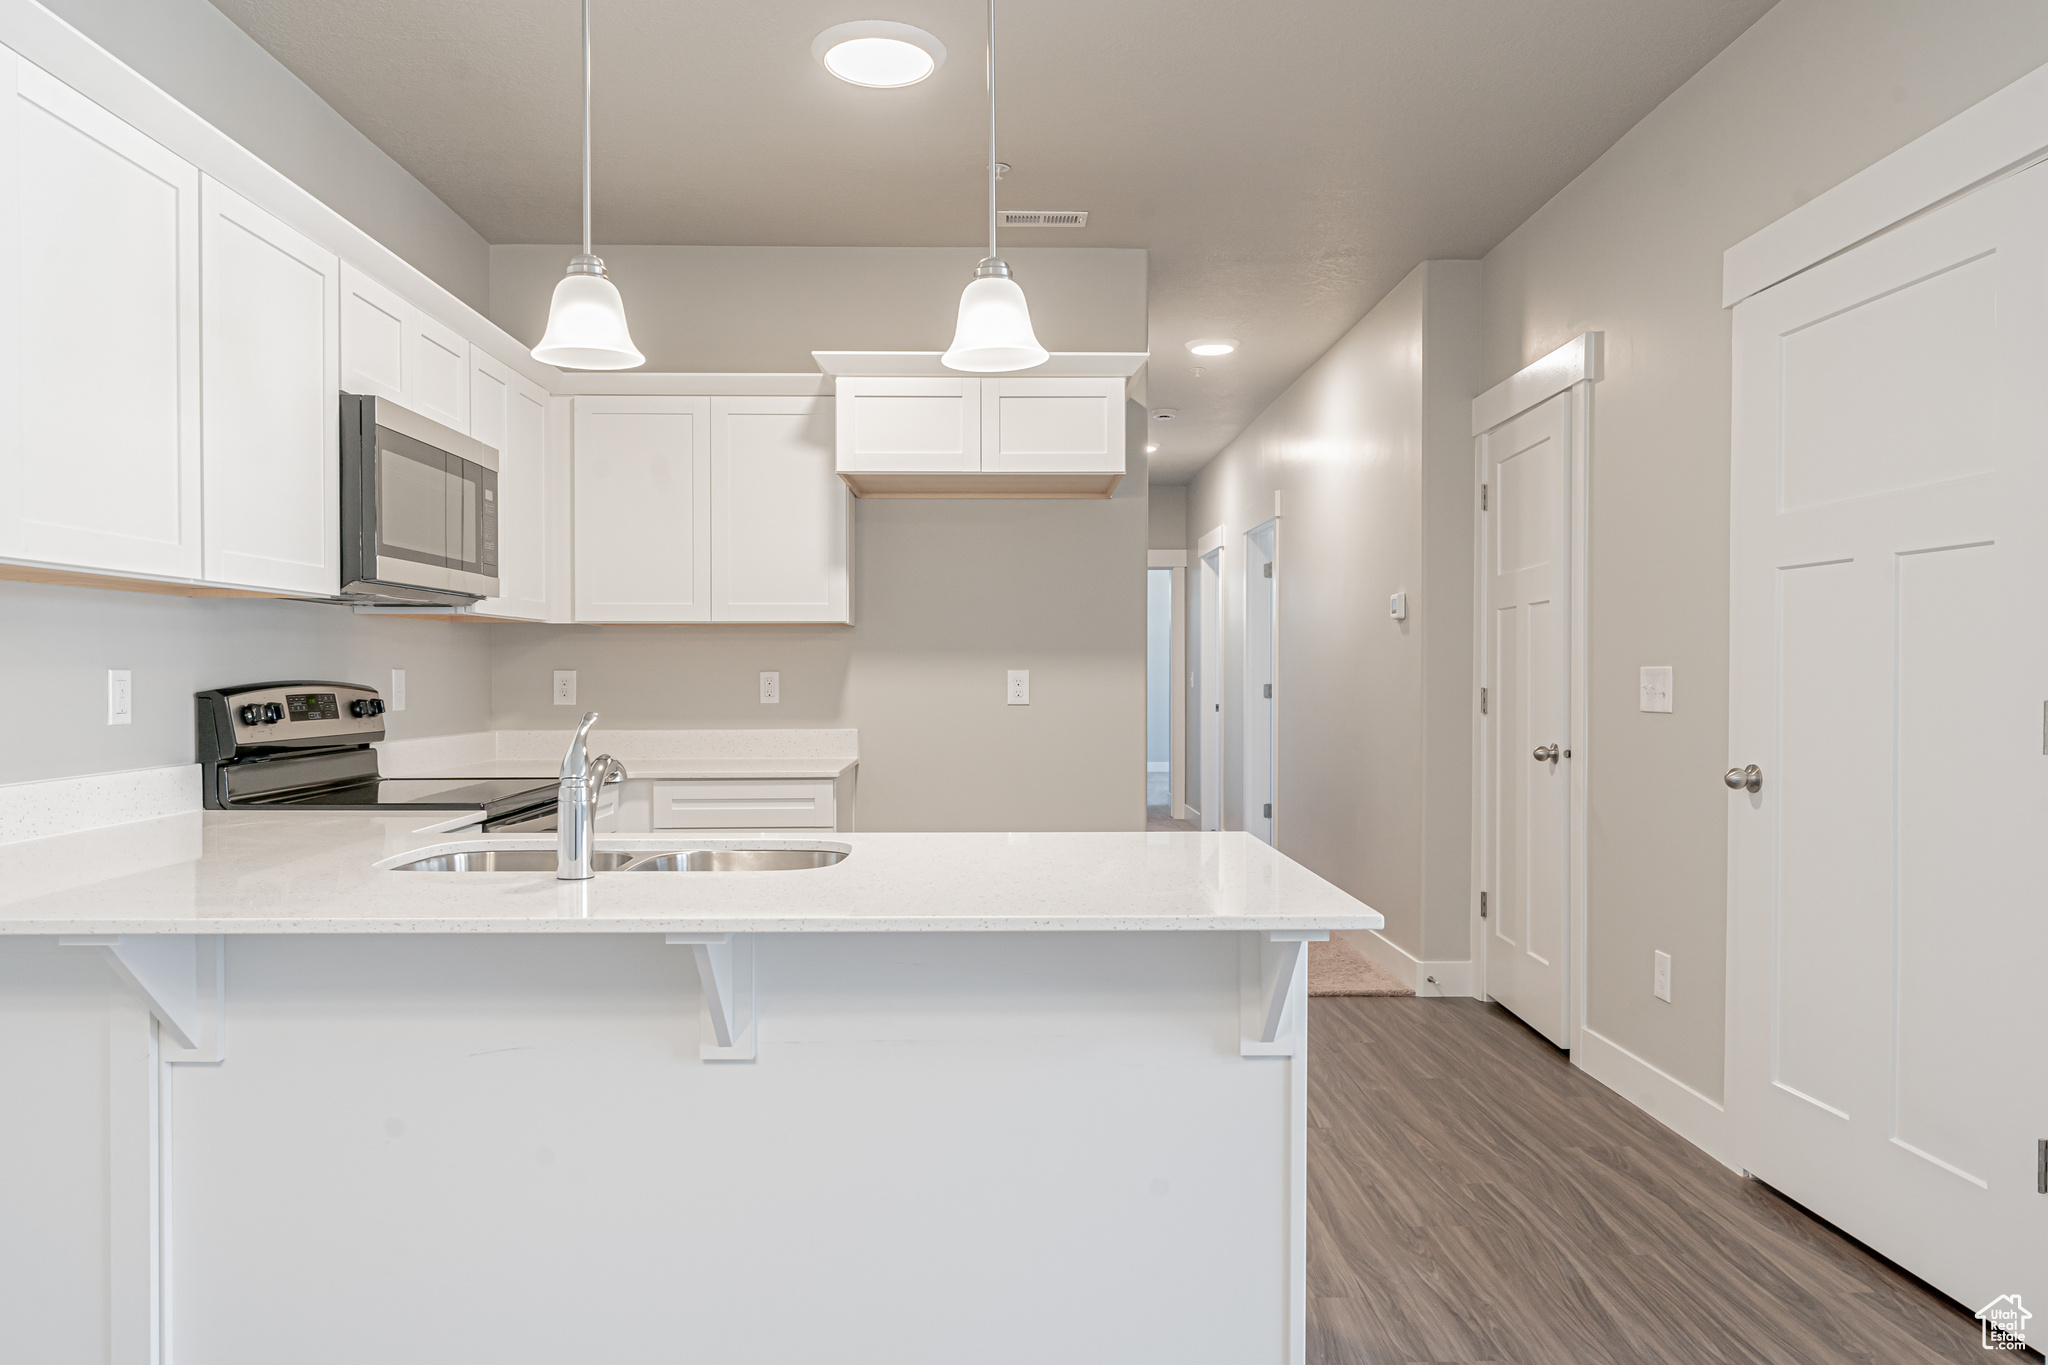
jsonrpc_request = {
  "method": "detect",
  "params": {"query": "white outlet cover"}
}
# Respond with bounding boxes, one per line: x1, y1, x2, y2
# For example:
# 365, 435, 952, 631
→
1007, 670, 1029, 705
389, 669, 407, 712
1653, 950, 1672, 1002
1640, 665, 1673, 713
553, 670, 577, 705
760, 671, 780, 704
107, 669, 132, 726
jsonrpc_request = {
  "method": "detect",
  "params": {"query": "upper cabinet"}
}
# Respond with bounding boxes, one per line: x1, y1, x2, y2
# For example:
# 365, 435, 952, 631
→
573, 396, 713, 623
339, 262, 469, 432
199, 177, 339, 595
712, 396, 850, 624
0, 55, 204, 578
470, 350, 554, 621
831, 373, 1129, 499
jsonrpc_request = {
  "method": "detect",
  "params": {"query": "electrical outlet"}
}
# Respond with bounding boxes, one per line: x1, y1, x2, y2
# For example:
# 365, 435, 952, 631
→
1640, 666, 1673, 713
107, 669, 131, 726
1653, 950, 1672, 1002
1008, 670, 1030, 705
553, 670, 577, 706
759, 671, 780, 704
389, 669, 407, 712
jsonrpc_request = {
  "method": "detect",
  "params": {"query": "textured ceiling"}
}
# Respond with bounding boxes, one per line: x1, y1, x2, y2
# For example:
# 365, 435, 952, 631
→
210, 0, 1773, 480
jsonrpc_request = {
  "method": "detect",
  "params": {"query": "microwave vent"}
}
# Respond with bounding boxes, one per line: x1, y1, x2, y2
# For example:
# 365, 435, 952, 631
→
999, 210, 1088, 228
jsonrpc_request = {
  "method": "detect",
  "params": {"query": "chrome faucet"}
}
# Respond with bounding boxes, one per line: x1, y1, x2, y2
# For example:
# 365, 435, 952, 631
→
557, 712, 627, 880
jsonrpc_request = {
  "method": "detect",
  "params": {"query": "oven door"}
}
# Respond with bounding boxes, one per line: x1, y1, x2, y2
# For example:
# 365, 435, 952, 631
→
341, 394, 499, 602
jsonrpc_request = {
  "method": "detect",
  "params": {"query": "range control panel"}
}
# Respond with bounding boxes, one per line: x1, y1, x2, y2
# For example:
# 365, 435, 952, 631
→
200, 682, 386, 752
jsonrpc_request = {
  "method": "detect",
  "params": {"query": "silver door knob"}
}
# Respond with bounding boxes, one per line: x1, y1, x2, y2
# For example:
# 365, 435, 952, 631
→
1725, 764, 1762, 793
1532, 744, 1559, 763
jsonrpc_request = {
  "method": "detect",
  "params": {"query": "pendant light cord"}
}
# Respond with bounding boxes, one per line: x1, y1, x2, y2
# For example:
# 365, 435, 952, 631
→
987, 0, 997, 262
581, 0, 593, 260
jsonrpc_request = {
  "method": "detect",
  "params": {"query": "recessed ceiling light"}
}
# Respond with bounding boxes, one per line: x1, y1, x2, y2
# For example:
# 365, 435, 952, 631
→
1186, 338, 1237, 356
1151, 408, 1177, 421
1145, 443, 1158, 453
812, 21, 946, 88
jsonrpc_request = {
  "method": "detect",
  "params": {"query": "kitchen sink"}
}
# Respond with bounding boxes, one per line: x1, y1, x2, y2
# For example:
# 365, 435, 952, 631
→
387, 847, 849, 873
621, 848, 848, 873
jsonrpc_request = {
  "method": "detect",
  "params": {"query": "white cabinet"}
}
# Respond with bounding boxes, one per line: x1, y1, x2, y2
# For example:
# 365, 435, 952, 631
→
712, 396, 850, 623
833, 374, 1125, 497
199, 177, 339, 594
0, 55, 203, 578
471, 350, 553, 621
339, 261, 469, 432
650, 779, 838, 831
573, 396, 712, 622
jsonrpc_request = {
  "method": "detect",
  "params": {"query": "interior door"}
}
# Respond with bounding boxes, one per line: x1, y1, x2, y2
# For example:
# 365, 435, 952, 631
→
1729, 159, 2047, 1335
1245, 523, 1277, 844
1482, 391, 1571, 1046
1198, 544, 1224, 831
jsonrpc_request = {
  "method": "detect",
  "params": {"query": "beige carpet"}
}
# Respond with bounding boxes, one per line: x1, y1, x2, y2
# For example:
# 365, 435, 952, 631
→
1308, 935, 1413, 997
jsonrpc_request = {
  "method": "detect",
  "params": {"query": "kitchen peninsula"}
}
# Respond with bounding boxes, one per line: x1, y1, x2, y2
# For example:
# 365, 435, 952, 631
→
0, 807, 1380, 1365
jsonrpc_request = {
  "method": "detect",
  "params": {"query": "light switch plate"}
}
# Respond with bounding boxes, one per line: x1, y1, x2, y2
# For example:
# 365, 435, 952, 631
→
389, 669, 407, 712
759, 671, 780, 704
1389, 592, 1407, 621
553, 670, 576, 706
1008, 670, 1029, 705
107, 669, 131, 726
1640, 666, 1673, 713
1653, 950, 1672, 1002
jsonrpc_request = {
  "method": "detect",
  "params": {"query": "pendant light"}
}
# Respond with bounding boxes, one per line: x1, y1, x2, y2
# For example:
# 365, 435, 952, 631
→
531, 0, 644, 370
941, 0, 1048, 373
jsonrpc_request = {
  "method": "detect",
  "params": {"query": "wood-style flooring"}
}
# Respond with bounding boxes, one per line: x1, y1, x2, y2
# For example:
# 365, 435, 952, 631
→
1307, 997, 1996, 1365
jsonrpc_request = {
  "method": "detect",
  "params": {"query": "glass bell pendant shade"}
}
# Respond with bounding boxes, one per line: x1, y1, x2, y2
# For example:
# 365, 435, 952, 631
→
941, 269, 1048, 373
531, 267, 644, 370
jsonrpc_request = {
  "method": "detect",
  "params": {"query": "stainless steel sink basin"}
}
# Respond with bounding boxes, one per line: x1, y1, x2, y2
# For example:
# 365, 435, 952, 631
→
622, 848, 848, 873
390, 849, 640, 872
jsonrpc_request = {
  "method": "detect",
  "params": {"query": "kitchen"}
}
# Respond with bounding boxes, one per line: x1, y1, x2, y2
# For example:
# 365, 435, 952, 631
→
3, 1, 2045, 1362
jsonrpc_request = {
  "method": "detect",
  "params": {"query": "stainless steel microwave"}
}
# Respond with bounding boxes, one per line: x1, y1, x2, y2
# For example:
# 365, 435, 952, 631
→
340, 394, 498, 605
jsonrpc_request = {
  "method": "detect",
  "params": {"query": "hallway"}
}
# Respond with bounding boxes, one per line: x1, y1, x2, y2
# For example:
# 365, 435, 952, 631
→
1306, 998, 1994, 1364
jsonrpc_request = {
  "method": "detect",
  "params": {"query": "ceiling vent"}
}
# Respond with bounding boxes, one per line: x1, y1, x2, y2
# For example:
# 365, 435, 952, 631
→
999, 210, 1088, 228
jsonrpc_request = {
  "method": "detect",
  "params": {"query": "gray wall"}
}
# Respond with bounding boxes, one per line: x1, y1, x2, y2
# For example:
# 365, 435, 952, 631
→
1478, 0, 2048, 1099
1186, 261, 1480, 961
38, 0, 489, 308
489, 246, 1147, 373
0, 581, 492, 784
1146, 484, 1188, 551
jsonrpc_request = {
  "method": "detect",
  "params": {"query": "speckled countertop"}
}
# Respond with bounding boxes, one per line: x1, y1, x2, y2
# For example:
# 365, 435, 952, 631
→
0, 810, 1384, 936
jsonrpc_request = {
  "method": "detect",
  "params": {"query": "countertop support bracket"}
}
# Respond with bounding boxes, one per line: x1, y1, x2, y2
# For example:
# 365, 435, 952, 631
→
1241, 930, 1325, 1057
59, 934, 225, 1062
665, 933, 756, 1061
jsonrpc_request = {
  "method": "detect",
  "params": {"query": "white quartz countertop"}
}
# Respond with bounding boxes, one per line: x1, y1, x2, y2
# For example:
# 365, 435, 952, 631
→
0, 810, 1383, 936
407, 758, 858, 781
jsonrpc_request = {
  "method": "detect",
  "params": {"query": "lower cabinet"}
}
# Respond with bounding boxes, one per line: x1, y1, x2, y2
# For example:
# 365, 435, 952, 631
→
650, 779, 839, 831
574, 395, 851, 624
199, 176, 340, 595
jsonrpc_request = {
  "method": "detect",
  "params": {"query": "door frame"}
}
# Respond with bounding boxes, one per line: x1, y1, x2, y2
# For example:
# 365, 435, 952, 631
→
1149, 550, 1189, 820
1242, 519, 1280, 845
1470, 332, 1598, 1051
1196, 525, 1227, 831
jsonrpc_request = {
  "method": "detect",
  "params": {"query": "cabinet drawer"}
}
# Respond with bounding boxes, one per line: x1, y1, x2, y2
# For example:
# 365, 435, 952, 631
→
651, 779, 837, 830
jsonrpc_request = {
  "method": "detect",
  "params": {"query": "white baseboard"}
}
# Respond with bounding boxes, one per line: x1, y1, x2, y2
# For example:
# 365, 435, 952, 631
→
1337, 928, 1473, 997
1574, 1027, 1735, 1171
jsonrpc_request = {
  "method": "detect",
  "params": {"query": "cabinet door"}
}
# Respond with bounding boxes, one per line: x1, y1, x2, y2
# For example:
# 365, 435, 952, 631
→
834, 376, 979, 472
472, 352, 551, 620
0, 56, 202, 578
573, 397, 711, 622
980, 377, 1126, 473
200, 177, 339, 593
712, 396, 849, 623
339, 261, 405, 403
405, 308, 470, 433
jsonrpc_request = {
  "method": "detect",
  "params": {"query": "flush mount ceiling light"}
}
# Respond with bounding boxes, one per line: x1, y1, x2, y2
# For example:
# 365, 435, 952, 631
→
531, 0, 643, 370
1185, 338, 1238, 356
813, 21, 946, 88
941, 0, 1048, 374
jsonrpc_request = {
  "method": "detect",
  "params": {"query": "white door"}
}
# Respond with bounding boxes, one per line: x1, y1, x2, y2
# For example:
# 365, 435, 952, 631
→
1197, 542, 1224, 832
1481, 391, 1571, 1046
979, 377, 1124, 474
1729, 159, 2048, 1333
0, 55, 202, 578
199, 176, 339, 594
1244, 522, 1277, 844
573, 396, 711, 622
470, 353, 550, 621
710, 396, 850, 624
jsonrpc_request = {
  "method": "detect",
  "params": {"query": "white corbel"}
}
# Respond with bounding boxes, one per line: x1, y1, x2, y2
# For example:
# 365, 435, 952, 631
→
61, 934, 225, 1062
665, 933, 756, 1061
1241, 929, 1325, 1057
